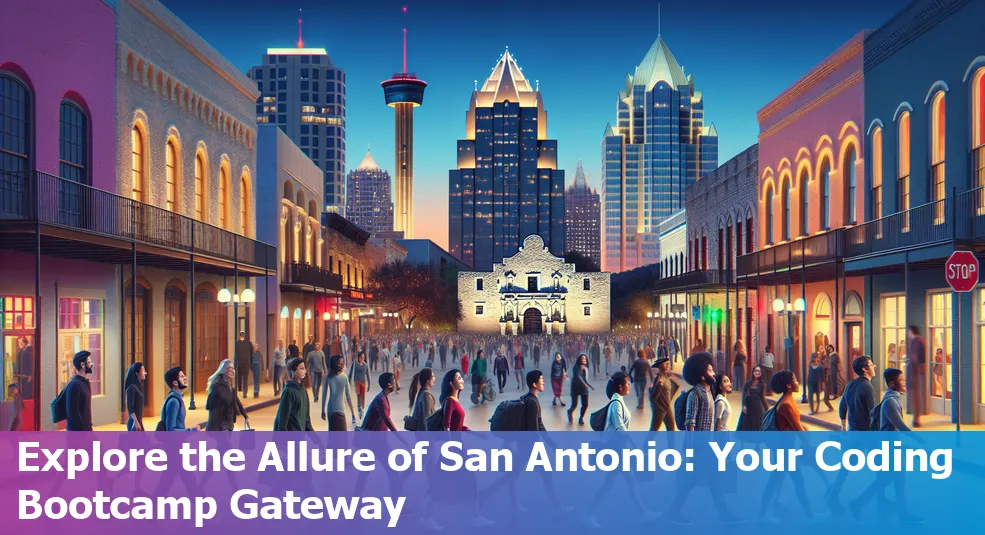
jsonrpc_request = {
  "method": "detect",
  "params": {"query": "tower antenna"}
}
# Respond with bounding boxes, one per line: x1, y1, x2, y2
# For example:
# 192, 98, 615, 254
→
658, 4, 661, 37
402, 6, 408, 73
297, 9, 304, 48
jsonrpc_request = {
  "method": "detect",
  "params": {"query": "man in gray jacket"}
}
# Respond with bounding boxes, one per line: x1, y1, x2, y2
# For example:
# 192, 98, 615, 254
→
307, 342, 326, 402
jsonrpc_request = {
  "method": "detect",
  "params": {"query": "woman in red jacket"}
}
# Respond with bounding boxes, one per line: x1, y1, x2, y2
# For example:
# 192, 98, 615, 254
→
440, 369, 469, 431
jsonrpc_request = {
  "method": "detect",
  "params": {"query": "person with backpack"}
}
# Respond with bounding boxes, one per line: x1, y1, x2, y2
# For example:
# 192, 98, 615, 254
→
677, 352, 716, 432
361, 373, 398, 431
273, 358, 314, 432
649, 357, 678, 431
581, 372, 660, 529
757, 370, 814, 524
839, 356, 876, 431
406, 368, 436, 431
160, 367, 197, 431
567, 354, 595, 426
63, 351, 94, 431
844, 367, 924, 524
714, 373, 733, 431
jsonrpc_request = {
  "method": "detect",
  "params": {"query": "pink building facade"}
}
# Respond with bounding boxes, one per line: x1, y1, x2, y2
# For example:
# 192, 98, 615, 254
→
0, 0, 120, 430
739, 33, 868, 392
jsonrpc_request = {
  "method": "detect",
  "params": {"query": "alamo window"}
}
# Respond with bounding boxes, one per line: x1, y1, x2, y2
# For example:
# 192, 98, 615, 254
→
583, 279, 590, 291
475, 278, 483, 291
475, 305, 484, 315
584, 306, 591, 316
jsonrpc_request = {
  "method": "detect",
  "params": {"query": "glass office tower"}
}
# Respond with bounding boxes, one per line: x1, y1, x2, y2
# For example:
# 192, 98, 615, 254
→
602, 36, 717, 272
449, 49, 565, 271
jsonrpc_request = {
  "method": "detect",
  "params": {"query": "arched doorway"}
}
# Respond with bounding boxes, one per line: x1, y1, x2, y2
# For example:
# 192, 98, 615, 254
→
194, 284, 227, 392
523, 307, 543, 335
164, 284, 186, 372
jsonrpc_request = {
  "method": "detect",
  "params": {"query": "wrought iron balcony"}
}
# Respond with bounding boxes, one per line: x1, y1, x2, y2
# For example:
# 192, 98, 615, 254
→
844, 186, 985, 260
0, 170, 276, 270
737, 228, 844, 279
282, 262, 343, 291
653, 269, 736, 293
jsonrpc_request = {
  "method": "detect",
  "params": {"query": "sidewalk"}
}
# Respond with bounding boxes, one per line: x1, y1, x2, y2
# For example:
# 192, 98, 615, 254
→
94, 389, 280, 431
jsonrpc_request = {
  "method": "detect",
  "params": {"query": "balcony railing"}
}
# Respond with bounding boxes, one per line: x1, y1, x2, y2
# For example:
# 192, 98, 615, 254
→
0, 170, 276, 269
653, 269, 736, 293
737, 228, 844, 278
282, 262, 343, 291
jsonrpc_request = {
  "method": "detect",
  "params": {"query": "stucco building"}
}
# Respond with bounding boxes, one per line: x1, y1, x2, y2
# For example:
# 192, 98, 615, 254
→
739, 33, 867, 392
458, 235, 610, 335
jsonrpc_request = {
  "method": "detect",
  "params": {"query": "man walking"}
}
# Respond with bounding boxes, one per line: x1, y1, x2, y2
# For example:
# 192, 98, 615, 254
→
906, 326, 926, 427
302, 336, 315, 361
649, 356, 679, 431
64, 351, 93, 431
493, 351, 510, 394
307, 342, 326, 402
590, 338, 601, 378
761, 345, 775, 392
828, 355, 877, 513
234, 331, 253, 397
846, 368, 924, 523
273, 358, 314, 431
629, 350, 652, 409
161, 367, 196, 431
272, 340, 286, 396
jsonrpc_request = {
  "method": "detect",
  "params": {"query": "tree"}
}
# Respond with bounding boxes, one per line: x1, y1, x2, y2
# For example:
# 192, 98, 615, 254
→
563, 251, 601, 273
368, 261, 462, 329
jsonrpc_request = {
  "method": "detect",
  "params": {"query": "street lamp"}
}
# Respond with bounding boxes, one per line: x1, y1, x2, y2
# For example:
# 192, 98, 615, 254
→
774, 297, 808, 402
217, 287, 256, 307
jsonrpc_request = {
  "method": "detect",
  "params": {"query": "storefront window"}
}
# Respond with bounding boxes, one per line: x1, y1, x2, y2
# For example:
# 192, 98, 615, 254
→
978, 290, 985, 406
881, 295, 906, 373
2, 296, 36, 401
928, 292, 952, 400
58, 297, 104, 396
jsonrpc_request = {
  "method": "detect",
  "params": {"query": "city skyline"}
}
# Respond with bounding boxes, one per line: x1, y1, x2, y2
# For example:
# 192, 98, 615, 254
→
161, 0, 906, 250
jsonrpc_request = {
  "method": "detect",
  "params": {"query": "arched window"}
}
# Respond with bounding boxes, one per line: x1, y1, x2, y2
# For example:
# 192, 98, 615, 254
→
898, 111, 911, 218
59, 101, 87, 184
844, 145, 857, 225
782, 178, 791, 241
240, 173, 249, 236
798, 169, 809, 236
872, 127, 883, 221
0, 73, 32, 209
765, 185, 774, 245
819, 158, 831, 229
218, 164, 229, 228
165, 140, 178, 211
194, 152, 206, 220
131, 125, 144, 202
974, 68, 985, 213
931, 92, 946, 224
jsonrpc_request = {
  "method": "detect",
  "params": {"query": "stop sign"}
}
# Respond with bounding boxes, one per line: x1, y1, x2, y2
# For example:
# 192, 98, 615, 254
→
945, 251, 979, 292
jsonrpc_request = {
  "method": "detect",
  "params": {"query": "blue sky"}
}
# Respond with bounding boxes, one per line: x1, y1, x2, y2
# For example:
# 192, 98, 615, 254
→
162, 0, 907, 247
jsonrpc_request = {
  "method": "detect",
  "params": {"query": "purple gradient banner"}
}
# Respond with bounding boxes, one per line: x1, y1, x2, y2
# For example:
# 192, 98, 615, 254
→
1, 432, 982, 534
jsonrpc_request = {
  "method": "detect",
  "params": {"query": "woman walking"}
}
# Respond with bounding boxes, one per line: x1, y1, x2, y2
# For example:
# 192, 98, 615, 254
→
807, 354, 823, 415
550, 352, 567, 406
714, 374, 733, 431
736, 365, 770, 431
205, 360, 249, 431
567, 354, 594, 425
419, 370, 494, 530
321, 355, 356, 431
124, 362, 146, 431
392, 351, 403, 392
732, 340, 747, 387
349, 351, 371, 421
406, 368, 436, 430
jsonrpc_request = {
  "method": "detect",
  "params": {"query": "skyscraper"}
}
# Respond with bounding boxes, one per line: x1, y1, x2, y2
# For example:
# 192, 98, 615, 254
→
249, 17, 346, 214
602, 35, 717, 272
382, 8, 426, 238
565, 160, 601, 269
345, 149, 394, 236
448, 48, 565, 271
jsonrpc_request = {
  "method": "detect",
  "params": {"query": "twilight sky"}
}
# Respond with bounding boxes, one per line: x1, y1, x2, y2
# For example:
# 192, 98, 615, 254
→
162, 0, 907, 249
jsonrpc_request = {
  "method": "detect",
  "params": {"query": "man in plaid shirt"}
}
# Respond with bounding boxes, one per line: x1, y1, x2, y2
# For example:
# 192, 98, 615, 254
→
683, 352, 717, 431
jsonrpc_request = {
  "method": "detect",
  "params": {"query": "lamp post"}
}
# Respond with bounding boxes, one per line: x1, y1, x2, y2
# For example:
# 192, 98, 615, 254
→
646, 311, 654, 344
218, 286, 255, 391
774, 297, 807, 402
